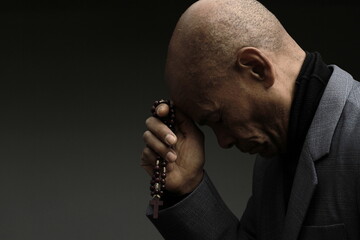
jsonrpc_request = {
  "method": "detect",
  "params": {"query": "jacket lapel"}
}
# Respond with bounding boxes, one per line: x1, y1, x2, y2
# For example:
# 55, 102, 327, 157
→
281, 66, 355, 240
281, 149, 317, 240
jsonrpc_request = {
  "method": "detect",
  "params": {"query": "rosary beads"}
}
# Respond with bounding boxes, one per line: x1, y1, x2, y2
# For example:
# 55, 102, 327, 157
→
149, 99, 175, 219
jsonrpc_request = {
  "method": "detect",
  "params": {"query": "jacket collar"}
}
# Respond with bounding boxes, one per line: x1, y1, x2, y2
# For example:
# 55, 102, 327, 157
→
303, 65, 355, 162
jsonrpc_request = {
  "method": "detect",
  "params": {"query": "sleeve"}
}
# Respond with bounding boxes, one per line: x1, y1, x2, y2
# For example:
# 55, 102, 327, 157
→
146, 172, 257, 240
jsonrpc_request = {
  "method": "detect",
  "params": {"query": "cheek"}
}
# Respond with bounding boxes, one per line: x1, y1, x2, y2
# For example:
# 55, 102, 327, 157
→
229, 122, 269, 142
223, 106, 252, 125
222, 106, 260, 136
223, 116, 249, 134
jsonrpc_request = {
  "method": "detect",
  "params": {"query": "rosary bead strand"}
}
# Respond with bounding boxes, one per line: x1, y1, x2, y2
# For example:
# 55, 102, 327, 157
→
149, 99, 175, 219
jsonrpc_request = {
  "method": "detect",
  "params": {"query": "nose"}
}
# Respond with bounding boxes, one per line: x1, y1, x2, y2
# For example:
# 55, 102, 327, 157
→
212, 126, 235, 149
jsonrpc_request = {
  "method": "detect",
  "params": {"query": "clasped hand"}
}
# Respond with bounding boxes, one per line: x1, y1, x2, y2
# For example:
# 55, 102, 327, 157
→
141, 103, 205, 195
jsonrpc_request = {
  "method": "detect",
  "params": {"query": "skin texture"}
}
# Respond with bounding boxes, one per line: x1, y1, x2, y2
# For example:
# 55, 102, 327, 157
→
141, 0, 306, 194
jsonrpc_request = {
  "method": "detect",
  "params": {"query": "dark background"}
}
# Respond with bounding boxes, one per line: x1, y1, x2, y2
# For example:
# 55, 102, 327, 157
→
0, 1, 359, 239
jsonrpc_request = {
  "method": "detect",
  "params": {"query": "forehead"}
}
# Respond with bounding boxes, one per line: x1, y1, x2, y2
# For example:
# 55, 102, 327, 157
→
171, 88, 218, 124
165, 41, 221, 121
166, 74, 221, 124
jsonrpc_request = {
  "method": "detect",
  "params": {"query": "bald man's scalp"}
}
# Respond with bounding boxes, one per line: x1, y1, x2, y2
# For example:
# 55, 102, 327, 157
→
170, 0, 286, 68
165, 0, 304, 108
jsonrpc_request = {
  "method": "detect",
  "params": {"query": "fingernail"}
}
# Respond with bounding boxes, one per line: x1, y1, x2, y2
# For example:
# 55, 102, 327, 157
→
165, 134, 176, 145
166, 151, 177, 162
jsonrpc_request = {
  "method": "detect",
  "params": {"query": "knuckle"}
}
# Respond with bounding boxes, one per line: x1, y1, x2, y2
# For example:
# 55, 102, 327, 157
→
143, 147, 152, 156
145, 117, 153, 127
145, 116, 168, 133
140, 151, 150, 164
142, 130, 151, 141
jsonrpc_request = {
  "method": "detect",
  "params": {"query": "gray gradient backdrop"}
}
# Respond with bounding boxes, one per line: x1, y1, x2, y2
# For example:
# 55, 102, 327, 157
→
0, 1, 359, 239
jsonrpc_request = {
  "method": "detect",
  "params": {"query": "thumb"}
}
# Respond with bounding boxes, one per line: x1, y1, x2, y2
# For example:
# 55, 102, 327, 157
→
155, 103, 170, 117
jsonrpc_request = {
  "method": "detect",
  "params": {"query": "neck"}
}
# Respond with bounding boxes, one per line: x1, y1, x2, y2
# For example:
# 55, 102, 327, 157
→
263, 46, 306, 155
273, 44, 306, 105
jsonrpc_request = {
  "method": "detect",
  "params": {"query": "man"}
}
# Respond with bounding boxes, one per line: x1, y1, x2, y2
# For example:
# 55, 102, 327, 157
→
141, 0, 360, 239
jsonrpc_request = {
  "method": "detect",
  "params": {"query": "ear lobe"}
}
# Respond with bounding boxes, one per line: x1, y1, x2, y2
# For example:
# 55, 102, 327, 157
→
236, 47, 275, 89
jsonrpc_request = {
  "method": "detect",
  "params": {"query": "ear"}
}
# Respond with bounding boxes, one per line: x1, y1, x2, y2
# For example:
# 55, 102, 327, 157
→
236, 47, 275, 89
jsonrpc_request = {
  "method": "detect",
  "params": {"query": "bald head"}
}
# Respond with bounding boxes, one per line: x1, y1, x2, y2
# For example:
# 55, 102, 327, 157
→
164, 0, 305, 156
165, 0, 304, 96
169, 0, 289, 67
166, 0, 305, 114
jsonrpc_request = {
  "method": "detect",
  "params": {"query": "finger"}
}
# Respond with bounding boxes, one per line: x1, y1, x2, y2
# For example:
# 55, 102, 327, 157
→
142, 130, 177, 162
141, 147, 158, 176
155, 103, 170, 118
141, 148, 175, 177
140, 147, 157, 167
145, 117, 177, 146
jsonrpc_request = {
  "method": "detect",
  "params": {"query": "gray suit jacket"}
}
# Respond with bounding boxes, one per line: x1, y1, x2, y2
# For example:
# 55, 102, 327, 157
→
147, 66, 360, 240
